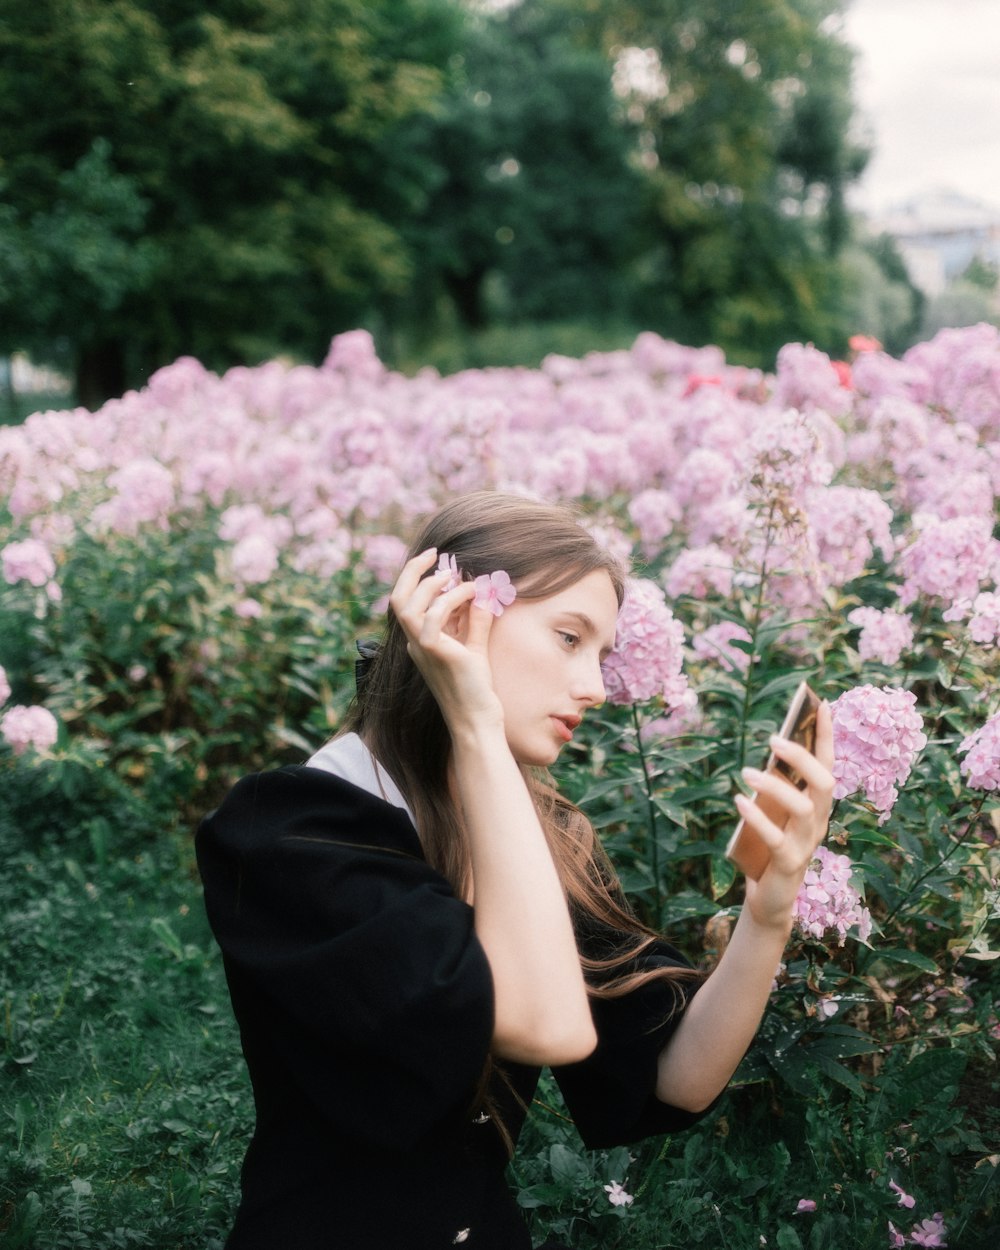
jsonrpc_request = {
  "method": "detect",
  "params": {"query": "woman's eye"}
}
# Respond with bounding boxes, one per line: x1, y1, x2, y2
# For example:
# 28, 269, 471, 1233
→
559, 632, 580, 647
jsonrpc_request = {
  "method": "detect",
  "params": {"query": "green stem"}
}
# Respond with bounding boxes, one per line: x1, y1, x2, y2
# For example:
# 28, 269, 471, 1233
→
632, 703, 660, 924
737, 503, 777, 770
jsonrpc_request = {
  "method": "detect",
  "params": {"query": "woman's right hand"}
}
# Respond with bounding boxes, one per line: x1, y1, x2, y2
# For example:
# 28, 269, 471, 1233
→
388, 548, 504, 737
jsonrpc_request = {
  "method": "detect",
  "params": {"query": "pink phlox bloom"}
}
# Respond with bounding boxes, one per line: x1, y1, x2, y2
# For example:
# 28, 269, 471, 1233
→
437, 551, 462, 592
235, 598, 264, 619
795, 1199, 817, 1213
692, 621, 752, 673
0, 664, 10, 708
888, 1221, 907, 1249
850, 334, 883, 354
847, 607, 915, 667
231, 533, 280, 586
889, 1180, 916, 1208
966, 591, 1000, 645
602, 578, 693, 710
958, 710, 1000, 791
909, 1213, 947, 1247
793, 846, 872, 945
830, 685, 927, 824
604, 1180, 634, 1207
1, 704, 59, 756
2, 537, 56, 587
473, 570, 516, 617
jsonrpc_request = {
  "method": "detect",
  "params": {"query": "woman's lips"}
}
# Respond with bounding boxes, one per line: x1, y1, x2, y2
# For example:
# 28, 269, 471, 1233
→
551, 715, 580, 742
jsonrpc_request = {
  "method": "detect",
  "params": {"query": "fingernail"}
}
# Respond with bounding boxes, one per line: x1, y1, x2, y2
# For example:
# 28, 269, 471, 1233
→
742, 766, 765, 784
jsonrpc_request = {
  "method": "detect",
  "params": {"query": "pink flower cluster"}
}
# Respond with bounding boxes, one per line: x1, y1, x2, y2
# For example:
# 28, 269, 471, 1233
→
433, 553, 517, 617
830, 686, 927, 824
847, 607, 915, 667
602, 578, 693, 710
1, 703, 59, 756
958, 710, 1000, 791
691, 620, 752, 673
793, 845, 873, 945
897, 515, 996, 608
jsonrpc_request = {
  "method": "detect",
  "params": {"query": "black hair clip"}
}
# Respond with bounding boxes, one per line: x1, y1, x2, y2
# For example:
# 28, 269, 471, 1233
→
354, 638, 380, 697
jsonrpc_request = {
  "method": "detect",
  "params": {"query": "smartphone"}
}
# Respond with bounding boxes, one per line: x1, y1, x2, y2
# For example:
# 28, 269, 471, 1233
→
725, 681, 821, 881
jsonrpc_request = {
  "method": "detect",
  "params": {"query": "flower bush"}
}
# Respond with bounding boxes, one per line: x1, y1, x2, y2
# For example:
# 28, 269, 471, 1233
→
2, 324, 999, 1246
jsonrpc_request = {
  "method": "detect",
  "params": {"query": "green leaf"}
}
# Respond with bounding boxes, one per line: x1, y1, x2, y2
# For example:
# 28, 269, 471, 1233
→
873, 948, 939, 974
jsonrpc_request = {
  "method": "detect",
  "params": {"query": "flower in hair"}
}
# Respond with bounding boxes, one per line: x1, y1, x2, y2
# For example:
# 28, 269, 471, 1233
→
437, 551, 461, 591
473, 570, 517, 617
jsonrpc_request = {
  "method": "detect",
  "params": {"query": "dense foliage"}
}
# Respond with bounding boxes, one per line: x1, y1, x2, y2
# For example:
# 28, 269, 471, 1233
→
0, 0, 920, 403
2, 324, 998, 1247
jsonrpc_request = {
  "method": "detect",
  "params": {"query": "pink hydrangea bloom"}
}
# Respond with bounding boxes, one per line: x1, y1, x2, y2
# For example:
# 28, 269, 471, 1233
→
602, 578, 693, 710
473, 570, 516, 617
831, 686, 927, 824
1, 704, 58, 755
909, 1212, 948, 1247
847, 607, 915, 667
604, 1181, 634, 1207
2, 537, 56, 587
793, 845, 872, 945
0, 665, 10, 706
897, 514, 995, 608
692, 621, 752, 673
958, 711, 1000, 791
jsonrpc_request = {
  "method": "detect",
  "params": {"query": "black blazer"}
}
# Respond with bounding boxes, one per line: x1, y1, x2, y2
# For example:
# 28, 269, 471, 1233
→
197, 766, 708, 1250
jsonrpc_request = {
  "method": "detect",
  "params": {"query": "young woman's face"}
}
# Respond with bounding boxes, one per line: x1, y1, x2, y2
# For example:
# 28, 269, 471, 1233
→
487, 568, 619, 766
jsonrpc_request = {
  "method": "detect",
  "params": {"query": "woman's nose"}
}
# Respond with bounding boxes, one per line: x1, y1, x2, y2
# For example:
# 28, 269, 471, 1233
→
574, 657, 607, 707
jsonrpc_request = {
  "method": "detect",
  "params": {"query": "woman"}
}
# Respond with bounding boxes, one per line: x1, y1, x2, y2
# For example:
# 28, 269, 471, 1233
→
196, 492, 834, 1249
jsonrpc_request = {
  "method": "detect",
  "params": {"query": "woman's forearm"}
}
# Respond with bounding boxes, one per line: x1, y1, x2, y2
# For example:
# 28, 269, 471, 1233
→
451, 722, 597, 1067
654, 905, 791, 1111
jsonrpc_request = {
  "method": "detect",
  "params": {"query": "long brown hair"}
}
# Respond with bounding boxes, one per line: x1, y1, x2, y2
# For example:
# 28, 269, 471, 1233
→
344, 491, 696, 1004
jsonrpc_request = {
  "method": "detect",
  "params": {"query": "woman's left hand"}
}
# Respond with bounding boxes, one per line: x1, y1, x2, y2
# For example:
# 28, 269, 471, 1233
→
734, 700, 835, 931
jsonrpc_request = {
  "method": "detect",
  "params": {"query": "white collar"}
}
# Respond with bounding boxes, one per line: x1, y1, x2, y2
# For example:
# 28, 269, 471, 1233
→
307, 733, 415, 826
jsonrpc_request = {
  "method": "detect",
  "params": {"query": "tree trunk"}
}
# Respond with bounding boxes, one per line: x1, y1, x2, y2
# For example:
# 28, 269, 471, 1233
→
75, 339, 128, 410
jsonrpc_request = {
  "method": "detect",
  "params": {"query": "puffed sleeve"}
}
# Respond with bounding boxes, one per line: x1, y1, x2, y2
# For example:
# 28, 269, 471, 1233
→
552, 918, 712, 1149
196, 767, 495, 1153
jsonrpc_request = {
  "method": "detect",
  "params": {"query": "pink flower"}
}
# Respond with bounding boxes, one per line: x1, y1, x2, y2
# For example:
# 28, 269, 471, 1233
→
847, 608, 915, 667
958, 711, 1000, 791
897, 515, 995, 608
2, 537, 56, 587
909, 1212, 947, 1247
604, 1180, 634, 1207
1, 704, 58, 755
663, 544, 734, 599
793, 846, 872, 945
91, 457, 175, 535
888, 1221, 907, 1248
473, 570, 516, 617
602, 578, 693, 710
795, 1199, 817, 1213
437, 551, 462, 592
0, 664, 10, 707
967, 591, 1000, 645
692, 621, 752, 673
830, 686, 927, 824
627, 488, 681, 556
235, 598, 264, 619
889, 1180, 916, 1209
231, 533, 279, 585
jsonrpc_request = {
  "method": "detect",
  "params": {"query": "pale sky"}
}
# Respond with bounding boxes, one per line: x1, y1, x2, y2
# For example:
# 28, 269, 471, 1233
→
841, 0, 1000, 212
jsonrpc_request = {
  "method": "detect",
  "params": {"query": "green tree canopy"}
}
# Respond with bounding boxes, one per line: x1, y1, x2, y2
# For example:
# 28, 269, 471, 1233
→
0, 0, 460, 405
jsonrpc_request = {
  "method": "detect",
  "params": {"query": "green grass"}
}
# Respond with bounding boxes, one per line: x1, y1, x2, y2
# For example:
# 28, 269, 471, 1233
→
0, 814, 248, 1248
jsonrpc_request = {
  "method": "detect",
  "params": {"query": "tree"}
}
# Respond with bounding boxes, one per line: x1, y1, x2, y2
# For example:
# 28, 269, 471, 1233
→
0, 0, 461, 405
552, 0, 870, 362
395, 0, 647, 335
